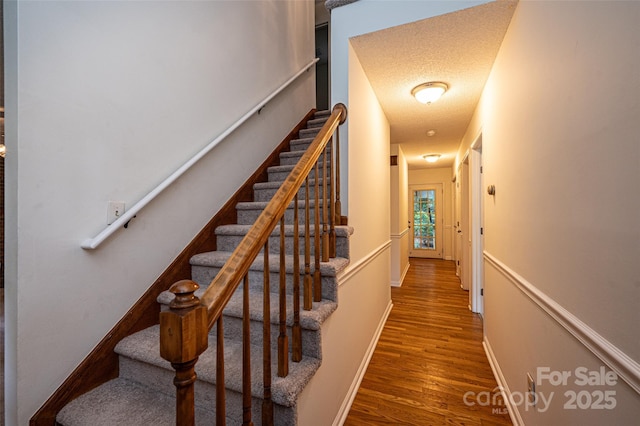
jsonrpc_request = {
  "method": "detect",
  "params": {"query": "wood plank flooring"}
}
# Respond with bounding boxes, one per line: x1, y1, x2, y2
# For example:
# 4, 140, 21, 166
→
344, 258, 511, 425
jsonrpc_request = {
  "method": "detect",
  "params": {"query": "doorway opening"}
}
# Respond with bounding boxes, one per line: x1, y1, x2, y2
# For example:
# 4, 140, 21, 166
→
314, 23, 329, 111
409, 184, 443, 259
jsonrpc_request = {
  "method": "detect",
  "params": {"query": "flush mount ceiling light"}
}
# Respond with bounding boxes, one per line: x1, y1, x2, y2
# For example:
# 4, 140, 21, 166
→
412, 82, 448, 104
423, 154, 441, 163
426, 129, 437, 137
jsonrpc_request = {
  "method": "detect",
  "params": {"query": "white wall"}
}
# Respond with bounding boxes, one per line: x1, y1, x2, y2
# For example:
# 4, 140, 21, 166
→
345, 43, 391, 263
457, 2, 640, 423
4, 1, 315, 424
390, 145, 409, 286
409, 167, 455, 260
297, 244, 391, 425
297, 40, 392, 425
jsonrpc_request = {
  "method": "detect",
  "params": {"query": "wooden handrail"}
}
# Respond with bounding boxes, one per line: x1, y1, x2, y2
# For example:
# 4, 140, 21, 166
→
160, 103, 347, 425
198, 103, 347, 326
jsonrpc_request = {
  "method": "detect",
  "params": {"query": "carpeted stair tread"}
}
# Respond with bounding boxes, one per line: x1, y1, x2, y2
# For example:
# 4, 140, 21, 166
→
289, 137, 316, 151
306, 117, 328, 128
215, 225, 350, 258
157, 282, 337, 331
215, 224, 352, 239
299, 127, 322, 138
56, 377, 215, 426
188, 252, 345, 303
115, 326, 321, 407
252, 177, 331, 202
235, 198, 324, 211
189, 249, 350, 276
253, 177, 327, 191
218, 289, 336, 331
267, 163, 331, 175
279, 149, 330, 164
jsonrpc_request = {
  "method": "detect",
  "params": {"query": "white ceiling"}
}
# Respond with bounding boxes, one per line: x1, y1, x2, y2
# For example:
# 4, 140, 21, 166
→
349, 1, 517, 170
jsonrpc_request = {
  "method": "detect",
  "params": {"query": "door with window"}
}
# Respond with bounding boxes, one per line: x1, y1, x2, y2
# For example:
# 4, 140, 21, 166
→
409, 184, 443, 258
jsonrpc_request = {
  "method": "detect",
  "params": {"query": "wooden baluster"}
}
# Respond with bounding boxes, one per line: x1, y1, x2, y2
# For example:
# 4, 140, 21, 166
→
159, 280, 208, 426
292, 194, 302, 362
303, 177, 312, 311
329, 138, 336, 259
313, 162, 322, 302
262, 244, 274, 426
334, 125, 342, 226
242, 274, 253, 426
174, 360, 198, 426
278, 217, 289, 377
216, 317, 226, 426
322, 144, 330, 262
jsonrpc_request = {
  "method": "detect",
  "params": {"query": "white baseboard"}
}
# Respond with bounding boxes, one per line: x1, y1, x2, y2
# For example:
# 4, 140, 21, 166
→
333, 300, 393, 426
391, 261, 410, 287
483, 336, 523, 426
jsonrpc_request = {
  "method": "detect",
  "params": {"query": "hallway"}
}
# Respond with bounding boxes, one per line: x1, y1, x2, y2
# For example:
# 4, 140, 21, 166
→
345, 258, 511, 425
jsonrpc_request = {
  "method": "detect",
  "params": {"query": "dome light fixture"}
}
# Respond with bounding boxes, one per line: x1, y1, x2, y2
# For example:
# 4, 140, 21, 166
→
412, 82, 448, 104
423, 154, 441, 163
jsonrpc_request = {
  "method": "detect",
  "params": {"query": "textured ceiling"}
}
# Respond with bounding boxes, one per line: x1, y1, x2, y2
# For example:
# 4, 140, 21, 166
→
349, 1, 517, 169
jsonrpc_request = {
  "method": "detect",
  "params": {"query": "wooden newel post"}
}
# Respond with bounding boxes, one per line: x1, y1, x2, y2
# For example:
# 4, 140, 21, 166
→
332, 103, 347, 226
160, 280, 209, 426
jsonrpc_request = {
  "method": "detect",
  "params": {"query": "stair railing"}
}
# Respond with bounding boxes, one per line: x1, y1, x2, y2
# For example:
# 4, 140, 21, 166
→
160, 104, 348, 426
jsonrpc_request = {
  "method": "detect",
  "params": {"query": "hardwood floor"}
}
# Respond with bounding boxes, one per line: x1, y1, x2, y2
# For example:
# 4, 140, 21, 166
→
344, 258, 511, 425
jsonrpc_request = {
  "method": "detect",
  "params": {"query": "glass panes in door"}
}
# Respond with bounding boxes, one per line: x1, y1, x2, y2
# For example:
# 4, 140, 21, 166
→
413, 189, 436, 250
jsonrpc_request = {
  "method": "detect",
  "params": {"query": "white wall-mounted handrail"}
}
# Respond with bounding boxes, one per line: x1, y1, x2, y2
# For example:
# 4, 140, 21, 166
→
81, 57, 319, 250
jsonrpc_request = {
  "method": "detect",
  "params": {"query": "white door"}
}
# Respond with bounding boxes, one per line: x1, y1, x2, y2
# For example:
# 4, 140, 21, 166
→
454, 175, 462, 277
470, 141, 484, 314
460, 160, 470, 291
409, 184, 443, 259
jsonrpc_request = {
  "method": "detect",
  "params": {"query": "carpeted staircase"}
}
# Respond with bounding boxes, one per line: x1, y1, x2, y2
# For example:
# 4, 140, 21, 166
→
56, 111, 352, 425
